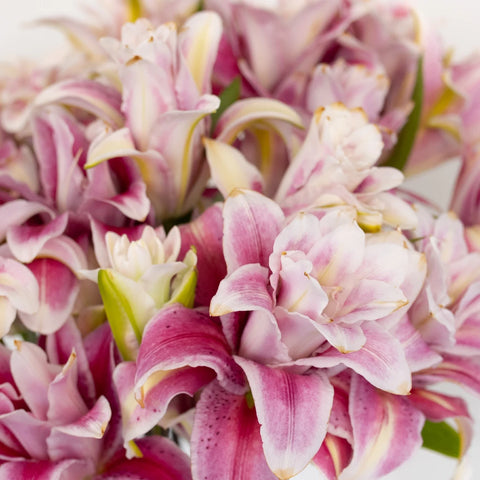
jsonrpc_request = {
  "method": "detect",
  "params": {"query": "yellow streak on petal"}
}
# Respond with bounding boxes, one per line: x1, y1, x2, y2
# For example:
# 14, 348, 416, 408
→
325, 435, 342, 476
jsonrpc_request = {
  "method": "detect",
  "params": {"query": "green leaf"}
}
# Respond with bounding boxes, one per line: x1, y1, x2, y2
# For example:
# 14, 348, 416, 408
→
383, 56, 424, 172
211, 76, 241, 132
98, 269, 141, 361
421, 420, 461, 458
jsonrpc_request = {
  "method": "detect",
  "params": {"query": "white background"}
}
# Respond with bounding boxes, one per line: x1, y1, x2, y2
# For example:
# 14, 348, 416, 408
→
1, 1, 479, 479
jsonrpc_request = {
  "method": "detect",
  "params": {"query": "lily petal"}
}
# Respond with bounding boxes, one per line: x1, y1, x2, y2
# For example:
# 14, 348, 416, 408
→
210, 263, 272, 316
135, 304, 245, 395
20, 258, 79, 335
223, 189, 284, 272
340, 374, 424, 480
204, 138, 264, 198
190, 381, 277, 480
235, 358, 334, 479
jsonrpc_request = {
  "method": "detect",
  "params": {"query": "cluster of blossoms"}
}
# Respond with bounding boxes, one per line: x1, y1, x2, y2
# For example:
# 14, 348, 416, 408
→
1, 0, 480, 478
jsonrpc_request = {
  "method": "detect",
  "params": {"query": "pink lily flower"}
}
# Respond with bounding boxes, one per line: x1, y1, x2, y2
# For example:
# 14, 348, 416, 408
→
120, 189, 429, 479
85, 13, 223, 221
206, 104, 418, 231
0, 319, 192, 480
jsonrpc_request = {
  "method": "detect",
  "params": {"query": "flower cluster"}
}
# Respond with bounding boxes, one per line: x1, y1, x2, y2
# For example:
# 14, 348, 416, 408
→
1, 0, 480, 479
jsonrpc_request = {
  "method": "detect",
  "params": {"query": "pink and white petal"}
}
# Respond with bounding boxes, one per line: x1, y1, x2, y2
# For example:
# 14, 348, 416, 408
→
40, 236, 88, 273
0, 410, 51, 460
336, 279, 407, 324
298, 322, 412, 395
51, 395, 111, 439
389, 316, 441, 372
0, 257, 39, 314
0, 458, 93, 480
85, 127, 137, 168
210, 263, 272, 316
455, 316, 480, 355
223, 189, 284, 272
235, 358, 334, 479
7, 213, 68, 264
34, 80, 123, 128
148, 98, 219, 208
270, 214, 323, 274
340, 374, 424, 480
45, 318, 96, 406
204, 138, 264, 198
214, 98, 303, 144
179, 204, 226, 306
0, 200, 54, 242
84, 158, 151, 222
368, 192, 419, 229
114, 361, 214, 445
191, 381, 277, 480
135, 304, 245, 395
20, 258, 79, 335
180, 11, 222, 95
409, 389, 470, 422
47, 397, 112, 463
416, 355, 480, 396
10, 342, 60, 420
312, 434, 353, 480
47, 352, 88, 425
0, 299, 16, 338
308, 220, 365, 286
239, 309, 290, 364
276, 256, 328, 322
355, 167, 404, 194
98, 436, 192, 480
314, 322, 366, 354
328, 374, 353, 442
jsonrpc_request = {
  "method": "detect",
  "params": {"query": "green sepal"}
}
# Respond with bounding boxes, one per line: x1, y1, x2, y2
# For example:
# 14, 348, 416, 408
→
98, 269, 141, 361
211, 76, 241, 131
383, 56, 424, 172
421, 420, 461, 459
168, 250, 198, 308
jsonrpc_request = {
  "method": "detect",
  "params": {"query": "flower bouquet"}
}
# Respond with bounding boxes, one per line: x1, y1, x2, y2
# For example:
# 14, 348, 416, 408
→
0, 0, 479, 478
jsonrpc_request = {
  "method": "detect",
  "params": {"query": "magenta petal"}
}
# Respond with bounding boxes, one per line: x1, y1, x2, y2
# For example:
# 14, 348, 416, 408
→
223, 190, 284, 272
179, 204, 226, 306
7, 213, 68, 264
409, 388, 470, 421
340, 374, 424, 480
191, 381, 277, 480
98, 436, 192, 480
20, 259, 79, 334
0, 199, 54, 242
114, 361, 214, 444
234, 357, 334, 479
0, 458, 92, 480
135, 304, 245, 394
312, 434, 353, 480
210, 263, 272, 316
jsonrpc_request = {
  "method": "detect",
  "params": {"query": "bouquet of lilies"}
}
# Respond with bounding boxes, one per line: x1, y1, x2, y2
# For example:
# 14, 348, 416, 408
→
1, 0, 480, 478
